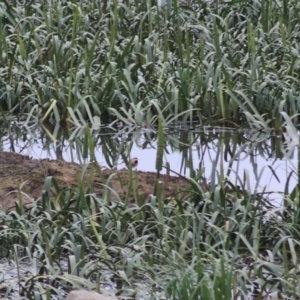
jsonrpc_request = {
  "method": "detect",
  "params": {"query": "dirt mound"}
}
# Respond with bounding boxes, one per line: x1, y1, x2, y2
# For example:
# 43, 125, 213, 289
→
0, 151, 192, 210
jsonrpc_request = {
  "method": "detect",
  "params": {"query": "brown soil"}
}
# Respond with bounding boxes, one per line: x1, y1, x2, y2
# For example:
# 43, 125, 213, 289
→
0, 151, 192, 211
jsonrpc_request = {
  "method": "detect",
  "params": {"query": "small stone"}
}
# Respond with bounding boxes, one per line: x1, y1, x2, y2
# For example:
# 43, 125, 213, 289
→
65, 290, 119, 300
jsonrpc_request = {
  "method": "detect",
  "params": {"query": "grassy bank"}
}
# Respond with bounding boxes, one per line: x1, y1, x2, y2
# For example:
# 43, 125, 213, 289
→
0, 165, 299, 299
0, 0, 300, 129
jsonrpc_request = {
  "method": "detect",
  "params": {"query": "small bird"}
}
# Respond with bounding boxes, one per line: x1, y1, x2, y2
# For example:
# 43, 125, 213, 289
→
127, 157, 138, 168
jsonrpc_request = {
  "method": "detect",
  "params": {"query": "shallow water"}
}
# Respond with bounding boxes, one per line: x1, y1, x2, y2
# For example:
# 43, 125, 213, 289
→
0, 259, 118, 300
2, 126, 297, 206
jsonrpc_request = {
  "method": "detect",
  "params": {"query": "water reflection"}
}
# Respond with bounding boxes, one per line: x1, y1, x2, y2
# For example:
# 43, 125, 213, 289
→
1, 121, 297, 204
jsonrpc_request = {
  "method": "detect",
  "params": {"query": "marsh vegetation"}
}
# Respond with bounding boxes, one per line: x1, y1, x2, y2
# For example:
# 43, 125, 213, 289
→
1, 0, 300, 299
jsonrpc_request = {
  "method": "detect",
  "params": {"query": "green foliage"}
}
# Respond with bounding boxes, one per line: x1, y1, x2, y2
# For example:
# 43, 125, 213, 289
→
156, 117, 165, 172
1, 0, 300, 298
1, 161, 300, 299
0, 0, 299, 127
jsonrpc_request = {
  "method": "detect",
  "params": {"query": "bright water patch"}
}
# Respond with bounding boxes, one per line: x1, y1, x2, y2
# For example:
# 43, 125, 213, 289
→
2, 125, 297, 206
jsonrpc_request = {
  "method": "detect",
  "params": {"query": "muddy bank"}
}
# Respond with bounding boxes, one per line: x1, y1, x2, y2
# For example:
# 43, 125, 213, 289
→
0, 151, 192, 210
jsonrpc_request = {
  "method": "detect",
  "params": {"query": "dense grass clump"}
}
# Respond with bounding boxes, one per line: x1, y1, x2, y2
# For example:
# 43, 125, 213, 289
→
0, 172, 300, 299
0, 0, 300, 128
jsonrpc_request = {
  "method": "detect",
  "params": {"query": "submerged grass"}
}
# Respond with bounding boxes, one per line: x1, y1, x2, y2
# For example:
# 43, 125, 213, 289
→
0, 0, 300, 128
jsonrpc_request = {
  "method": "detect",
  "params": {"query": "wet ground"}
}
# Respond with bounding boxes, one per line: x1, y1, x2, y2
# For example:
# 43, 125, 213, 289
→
0, 151, 192, 210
